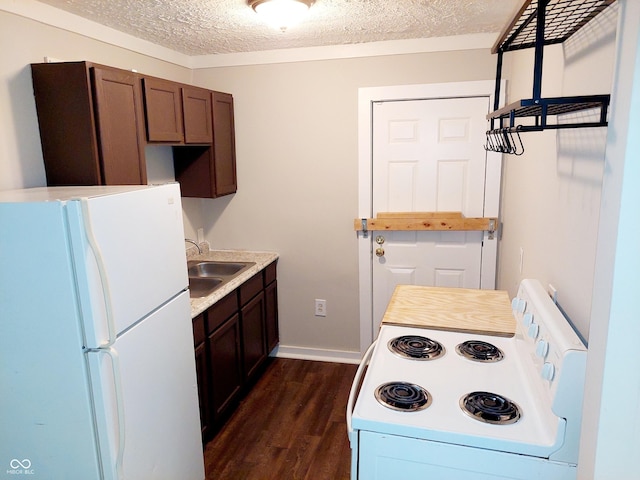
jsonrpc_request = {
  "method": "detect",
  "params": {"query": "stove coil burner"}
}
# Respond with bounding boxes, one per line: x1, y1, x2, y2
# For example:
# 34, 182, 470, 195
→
388, 335, 445, 360
460, 391, 521, 425
455, 340, 504, 362
375, 382, 432, 412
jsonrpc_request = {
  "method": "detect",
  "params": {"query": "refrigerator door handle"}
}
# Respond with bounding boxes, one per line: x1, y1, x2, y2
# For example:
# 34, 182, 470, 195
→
96, 346, 126, 480
81, 198, 117, 347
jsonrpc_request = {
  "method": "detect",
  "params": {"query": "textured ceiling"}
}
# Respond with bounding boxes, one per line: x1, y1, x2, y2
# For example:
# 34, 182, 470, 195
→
34, 0, 523, 56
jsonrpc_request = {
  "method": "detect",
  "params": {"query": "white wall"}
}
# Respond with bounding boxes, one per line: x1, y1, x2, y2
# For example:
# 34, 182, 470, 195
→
191, 17, 616, 351
0, 8, 206, 247
0, 1, 618, 351
191, 51, 498, 353
498, 5, 618, 341
580, 0, 640, 476
0, 10, 193, 192
2, 1, 639, 474
0, 5, 498, 355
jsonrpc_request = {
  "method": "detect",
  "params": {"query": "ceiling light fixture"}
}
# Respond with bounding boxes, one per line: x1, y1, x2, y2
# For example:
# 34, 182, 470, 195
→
250, 0, 314, 32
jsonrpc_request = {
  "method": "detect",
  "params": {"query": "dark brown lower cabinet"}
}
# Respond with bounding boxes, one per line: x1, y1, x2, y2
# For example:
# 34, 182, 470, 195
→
239, 269, 268, 385
264, 280, 279, 354
193, 314, 210, 441
208, 313, 242, 422
241, 289, 267, 384
194, 343, 209, 439
193, 261, 279, 442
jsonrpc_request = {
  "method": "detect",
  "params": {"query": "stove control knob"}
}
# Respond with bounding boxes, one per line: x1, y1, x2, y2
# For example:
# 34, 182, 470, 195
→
527, 322, 539, 339
541, 362, 555, 381
522, 312, 534, 327
535, 339, 549, 358
511, 297, 527, 313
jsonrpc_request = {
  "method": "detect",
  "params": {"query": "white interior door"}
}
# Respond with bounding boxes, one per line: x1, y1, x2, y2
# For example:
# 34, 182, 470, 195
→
371, 97, 491, 331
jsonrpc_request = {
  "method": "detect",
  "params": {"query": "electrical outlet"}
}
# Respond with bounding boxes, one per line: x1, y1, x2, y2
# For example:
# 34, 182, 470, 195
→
548, 284, 558, 304
315, 299, 327, 317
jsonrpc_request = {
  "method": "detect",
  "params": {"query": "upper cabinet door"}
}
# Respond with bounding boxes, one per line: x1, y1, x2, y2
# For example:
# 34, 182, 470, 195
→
91, 67, 147, 185
142, 78, 184, 142
212, 91, 237, 196
31, 61, 147, 186
31, 62, 102, 186
182, 87, 213, 144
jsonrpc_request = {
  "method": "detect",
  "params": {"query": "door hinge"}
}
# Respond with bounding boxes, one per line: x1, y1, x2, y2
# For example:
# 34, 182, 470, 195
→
360, 218, 368, 238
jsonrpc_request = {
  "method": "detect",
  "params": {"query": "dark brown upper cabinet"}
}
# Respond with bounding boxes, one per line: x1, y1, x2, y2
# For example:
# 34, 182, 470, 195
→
31, 61, 236, 197
173, 91, 237, 198
142, 77, 184, 143
212, 92, 237, 196
31, 61, 147, 186
143, 80, 214, 146
182, 87, 213, 144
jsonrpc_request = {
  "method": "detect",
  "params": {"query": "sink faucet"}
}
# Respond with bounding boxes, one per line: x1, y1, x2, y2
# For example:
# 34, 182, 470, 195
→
185, 238, 202, 255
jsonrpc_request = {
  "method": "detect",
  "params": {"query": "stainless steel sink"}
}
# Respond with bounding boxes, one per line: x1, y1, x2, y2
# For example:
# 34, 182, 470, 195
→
188, 261, 252, 278
187, 261, 256, 298
189, 277, 223, 298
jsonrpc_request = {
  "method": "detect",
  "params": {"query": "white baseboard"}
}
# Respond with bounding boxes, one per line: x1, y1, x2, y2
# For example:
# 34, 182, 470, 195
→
270, 345, 362, 365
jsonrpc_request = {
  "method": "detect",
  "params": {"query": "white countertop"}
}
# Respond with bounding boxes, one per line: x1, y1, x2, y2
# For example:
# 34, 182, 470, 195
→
187, 249, 279, 318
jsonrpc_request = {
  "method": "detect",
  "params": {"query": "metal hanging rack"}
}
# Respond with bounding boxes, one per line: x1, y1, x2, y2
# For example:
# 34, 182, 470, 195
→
484, 126, 525, 155
486, 0, 615, 155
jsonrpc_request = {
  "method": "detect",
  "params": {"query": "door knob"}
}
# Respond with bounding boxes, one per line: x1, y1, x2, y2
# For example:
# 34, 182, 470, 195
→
375, 235, 385, 245
375, 247, 385, 257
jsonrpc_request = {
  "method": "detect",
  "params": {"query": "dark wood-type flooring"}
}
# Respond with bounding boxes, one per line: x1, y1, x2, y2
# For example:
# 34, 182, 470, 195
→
203, 358, 357, 480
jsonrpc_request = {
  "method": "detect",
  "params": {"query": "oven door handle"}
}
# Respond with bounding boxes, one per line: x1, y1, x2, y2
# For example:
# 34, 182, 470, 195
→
346, 340, 377, 447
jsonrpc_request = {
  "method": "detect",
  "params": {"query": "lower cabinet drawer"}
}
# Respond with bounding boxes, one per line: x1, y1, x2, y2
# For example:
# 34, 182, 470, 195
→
207, 290, 238, 334
264, 261, 277, 285
239, 272, 263, 305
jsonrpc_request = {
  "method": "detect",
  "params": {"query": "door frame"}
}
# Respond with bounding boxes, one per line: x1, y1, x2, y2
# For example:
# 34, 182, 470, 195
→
357, 80, 506, 354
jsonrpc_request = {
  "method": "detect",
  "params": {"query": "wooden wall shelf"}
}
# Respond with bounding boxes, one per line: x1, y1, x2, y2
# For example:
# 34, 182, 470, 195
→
354, 212, 497, 236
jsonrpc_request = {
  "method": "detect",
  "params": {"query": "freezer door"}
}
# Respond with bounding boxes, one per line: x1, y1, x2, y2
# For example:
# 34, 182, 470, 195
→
87, 291, 204, 480
66, 183, 189, 347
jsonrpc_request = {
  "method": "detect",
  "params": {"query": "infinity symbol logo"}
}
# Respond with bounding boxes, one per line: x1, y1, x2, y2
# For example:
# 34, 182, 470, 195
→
10, 459, 31, 469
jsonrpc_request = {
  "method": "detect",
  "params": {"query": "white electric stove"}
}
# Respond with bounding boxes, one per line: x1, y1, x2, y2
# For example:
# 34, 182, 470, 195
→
347, 279, 587, 479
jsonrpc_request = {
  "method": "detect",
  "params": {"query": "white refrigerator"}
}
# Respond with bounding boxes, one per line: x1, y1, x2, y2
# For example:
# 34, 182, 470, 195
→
0, 183, 205, 480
